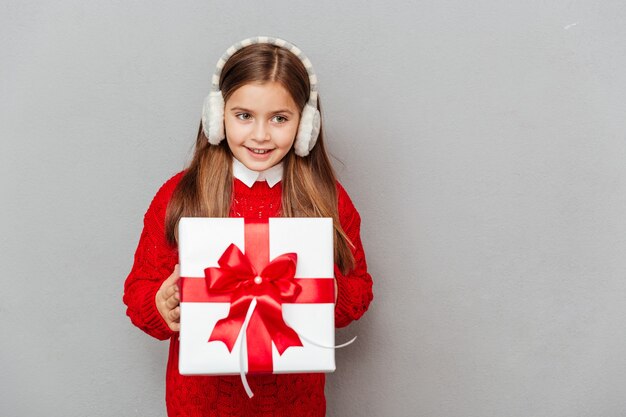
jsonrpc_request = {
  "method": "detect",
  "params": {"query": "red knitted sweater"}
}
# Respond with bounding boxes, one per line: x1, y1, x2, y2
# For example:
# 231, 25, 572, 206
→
123, 171, 373, 417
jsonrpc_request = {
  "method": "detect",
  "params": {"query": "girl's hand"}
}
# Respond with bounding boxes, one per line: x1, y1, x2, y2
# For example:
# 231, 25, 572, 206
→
334, 278, 338, 303
155, 264, 181, 332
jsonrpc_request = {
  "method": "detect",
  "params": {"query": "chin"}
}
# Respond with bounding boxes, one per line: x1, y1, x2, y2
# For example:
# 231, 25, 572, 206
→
241, 159, 275, 171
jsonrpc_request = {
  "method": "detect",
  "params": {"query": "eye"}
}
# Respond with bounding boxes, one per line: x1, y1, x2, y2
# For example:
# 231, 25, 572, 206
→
271, 115, 288, 123
236, 113, 252, 121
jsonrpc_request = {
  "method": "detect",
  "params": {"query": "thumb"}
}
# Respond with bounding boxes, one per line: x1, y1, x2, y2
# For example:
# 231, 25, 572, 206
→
165, 264, 180, 285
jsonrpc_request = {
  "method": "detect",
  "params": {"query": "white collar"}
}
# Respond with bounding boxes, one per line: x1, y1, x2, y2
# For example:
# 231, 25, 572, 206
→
232, 157, 283, 188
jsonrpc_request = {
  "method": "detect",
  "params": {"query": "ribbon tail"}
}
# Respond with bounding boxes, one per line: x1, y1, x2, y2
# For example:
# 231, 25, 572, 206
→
239, 298, 258, 398
270, 324, 302, 355
209, 297, 253, 352
297, 333, 357, 349
255, 297, 303, 355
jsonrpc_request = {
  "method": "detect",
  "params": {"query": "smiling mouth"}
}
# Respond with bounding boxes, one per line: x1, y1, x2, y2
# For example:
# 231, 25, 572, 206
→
247, 147, 273, 154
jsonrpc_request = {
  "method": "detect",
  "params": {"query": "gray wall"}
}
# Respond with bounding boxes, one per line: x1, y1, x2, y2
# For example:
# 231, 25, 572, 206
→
2, 1, 626, 416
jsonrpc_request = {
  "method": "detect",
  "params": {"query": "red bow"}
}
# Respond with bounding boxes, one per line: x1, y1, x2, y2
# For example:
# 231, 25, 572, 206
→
204, 243, 303, 356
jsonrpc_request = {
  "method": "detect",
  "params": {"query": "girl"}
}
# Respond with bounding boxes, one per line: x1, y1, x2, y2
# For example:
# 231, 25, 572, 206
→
123, 37, 373, 417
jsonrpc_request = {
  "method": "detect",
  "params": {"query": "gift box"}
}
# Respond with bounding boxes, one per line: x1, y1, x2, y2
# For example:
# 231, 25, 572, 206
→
178, 217, 336, 378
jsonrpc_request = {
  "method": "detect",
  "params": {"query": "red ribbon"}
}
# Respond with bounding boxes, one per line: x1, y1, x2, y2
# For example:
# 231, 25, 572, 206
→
204, 243, 303, 356
180, 219, 335, 374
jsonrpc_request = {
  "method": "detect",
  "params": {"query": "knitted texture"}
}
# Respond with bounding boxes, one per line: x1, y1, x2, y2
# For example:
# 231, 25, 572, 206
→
123, 172, 373, 417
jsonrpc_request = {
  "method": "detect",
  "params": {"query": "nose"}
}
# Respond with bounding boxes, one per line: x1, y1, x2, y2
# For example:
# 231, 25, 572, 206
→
252, 121, 270, 142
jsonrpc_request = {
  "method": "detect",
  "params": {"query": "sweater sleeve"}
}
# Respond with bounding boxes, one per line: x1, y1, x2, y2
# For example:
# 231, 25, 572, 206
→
122, 173, 183, 341
334, 182, 374, 328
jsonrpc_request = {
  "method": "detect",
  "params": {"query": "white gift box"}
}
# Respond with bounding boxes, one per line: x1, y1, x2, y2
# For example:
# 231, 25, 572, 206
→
178, 217, 336, 375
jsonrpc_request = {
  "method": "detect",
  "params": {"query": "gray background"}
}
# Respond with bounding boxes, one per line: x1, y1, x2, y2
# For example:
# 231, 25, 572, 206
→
2, 1, 626, 416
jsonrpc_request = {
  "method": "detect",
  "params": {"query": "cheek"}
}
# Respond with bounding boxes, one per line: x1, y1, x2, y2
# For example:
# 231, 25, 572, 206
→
281, 135, 297, 150
278, 123, 299, 148
224, 118, 244, 141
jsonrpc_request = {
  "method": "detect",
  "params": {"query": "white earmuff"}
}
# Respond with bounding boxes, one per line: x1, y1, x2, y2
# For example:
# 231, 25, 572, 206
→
201, 37, 320, 156
202, 91, 225, 144
295, 103, 321, 156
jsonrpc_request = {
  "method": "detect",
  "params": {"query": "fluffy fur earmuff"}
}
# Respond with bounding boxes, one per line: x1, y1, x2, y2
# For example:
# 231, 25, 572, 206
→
202, 91, 225, 144
295, 104, 321, 156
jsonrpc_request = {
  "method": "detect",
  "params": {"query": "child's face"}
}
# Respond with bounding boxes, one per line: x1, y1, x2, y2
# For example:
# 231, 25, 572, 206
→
224, 81, 300, 172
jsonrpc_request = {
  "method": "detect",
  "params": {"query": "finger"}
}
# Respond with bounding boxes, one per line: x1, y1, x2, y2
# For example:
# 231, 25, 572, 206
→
169, 306, 180, 322
164, 264, 181, 285
171, 264, 180, 280
165, 283, 178, 298
157, 268, 180, 298
165, 292, 180, 309
169, 321, 180, 332
156, 283, 174, 303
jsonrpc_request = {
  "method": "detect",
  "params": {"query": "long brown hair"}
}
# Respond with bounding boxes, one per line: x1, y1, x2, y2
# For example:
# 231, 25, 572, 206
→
165, 43, 355, 273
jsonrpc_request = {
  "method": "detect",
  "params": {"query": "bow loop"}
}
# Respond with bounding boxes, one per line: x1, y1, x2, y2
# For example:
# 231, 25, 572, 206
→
204, 244, 257, 292
259, 253, 301, 301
